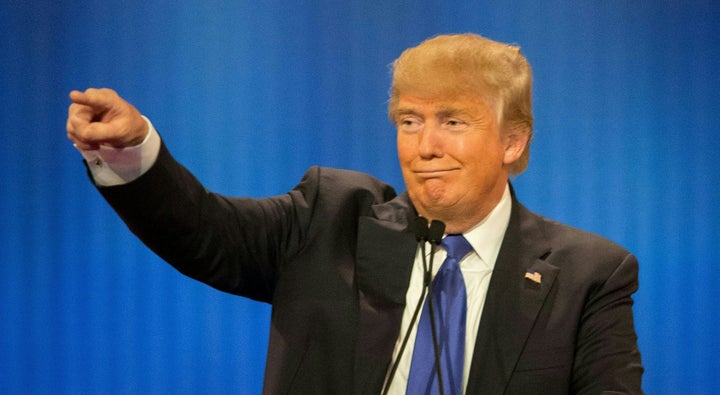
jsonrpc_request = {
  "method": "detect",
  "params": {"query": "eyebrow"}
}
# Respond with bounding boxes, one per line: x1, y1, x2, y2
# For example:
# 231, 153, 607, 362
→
392, 106, 469, 118
392, 108, 420, 117
435, 107, 469, 118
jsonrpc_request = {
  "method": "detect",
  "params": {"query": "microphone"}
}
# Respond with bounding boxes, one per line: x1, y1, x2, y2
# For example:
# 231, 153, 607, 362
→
382, 216, 446, 395
413, 216, 430, 242
428, 219, 445, 245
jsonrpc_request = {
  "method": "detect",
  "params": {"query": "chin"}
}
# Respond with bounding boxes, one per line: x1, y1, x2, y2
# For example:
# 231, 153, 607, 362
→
421, 183, 450, 202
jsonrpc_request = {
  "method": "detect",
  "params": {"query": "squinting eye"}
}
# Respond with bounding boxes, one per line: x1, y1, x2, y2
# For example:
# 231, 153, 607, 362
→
399, 117, 423, 132
444, 119, 467, 130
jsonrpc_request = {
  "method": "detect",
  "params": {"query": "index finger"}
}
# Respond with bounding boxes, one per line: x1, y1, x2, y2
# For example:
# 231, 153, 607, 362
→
68, 88, 118, 112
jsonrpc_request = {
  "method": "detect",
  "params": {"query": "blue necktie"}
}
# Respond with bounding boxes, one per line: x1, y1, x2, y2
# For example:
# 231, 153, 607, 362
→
407, 234, 473, 395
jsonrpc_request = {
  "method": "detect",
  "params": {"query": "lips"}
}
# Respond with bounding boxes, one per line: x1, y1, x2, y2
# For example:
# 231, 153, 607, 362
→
413, 168, 459, 178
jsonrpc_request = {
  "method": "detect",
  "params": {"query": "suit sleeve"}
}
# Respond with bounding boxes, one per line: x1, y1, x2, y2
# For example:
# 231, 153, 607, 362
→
571, 252, 644, 394
92, 141, 319, 302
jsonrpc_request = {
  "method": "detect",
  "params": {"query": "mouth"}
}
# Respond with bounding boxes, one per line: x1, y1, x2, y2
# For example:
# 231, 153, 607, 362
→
413, 168, 459, 178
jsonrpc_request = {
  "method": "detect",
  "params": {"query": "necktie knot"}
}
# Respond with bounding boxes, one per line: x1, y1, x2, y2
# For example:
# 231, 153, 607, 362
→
441, 234, 473, 262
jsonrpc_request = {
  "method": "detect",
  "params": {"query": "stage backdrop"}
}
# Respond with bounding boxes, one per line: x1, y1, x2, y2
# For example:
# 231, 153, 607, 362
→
1, 1, 718, 393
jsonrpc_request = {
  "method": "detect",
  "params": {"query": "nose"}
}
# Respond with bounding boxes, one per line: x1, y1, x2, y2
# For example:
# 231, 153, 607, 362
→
418, 122, 443, 159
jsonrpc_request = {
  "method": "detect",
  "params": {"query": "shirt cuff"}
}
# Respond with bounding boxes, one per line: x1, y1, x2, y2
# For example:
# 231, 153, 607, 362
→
77, 116, 161, 186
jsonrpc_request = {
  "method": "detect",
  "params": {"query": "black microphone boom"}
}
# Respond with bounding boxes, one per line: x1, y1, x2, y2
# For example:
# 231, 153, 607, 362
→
425, 219, 446, 395
382, 216, 432, 395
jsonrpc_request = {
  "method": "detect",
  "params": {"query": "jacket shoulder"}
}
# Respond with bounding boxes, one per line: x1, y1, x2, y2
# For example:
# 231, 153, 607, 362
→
538, 214, 630, 257
292, 166, 398, 209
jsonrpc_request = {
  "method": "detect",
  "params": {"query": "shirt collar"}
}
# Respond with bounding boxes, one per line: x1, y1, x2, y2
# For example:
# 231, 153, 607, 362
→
462, 183, 512, 268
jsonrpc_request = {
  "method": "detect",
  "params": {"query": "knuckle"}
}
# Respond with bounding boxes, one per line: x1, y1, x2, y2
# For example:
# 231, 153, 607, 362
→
98, 87, 117, 98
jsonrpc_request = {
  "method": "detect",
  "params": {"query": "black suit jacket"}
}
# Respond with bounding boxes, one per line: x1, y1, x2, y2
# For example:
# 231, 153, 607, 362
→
96, 143, 643, 394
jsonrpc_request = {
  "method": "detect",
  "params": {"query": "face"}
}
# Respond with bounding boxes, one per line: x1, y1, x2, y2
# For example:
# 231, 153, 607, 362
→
394, 94, 523, 233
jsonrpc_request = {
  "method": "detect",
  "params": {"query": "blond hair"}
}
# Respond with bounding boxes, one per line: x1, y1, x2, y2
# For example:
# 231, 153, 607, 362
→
389, 33, 534, 174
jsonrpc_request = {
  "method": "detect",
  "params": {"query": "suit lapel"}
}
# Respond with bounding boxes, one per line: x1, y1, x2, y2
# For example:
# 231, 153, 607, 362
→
353, 193, 418, 393
466, 198, 558, 395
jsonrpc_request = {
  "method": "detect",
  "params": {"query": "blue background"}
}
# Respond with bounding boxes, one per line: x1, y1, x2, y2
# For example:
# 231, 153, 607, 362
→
2, 1, 718, 393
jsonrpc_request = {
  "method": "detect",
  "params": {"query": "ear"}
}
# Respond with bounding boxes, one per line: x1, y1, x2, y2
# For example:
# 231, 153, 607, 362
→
502, 129, 530, 166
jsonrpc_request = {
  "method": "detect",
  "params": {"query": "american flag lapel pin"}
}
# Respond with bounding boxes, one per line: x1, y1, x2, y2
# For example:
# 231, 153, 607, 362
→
524, 270, 542, 284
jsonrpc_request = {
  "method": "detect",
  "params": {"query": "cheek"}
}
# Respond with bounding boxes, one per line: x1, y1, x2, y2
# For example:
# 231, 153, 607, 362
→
396, 135, 416, 164
464, 137, 504, 164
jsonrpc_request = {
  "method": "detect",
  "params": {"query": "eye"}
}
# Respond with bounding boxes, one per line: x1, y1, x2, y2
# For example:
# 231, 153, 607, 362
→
444, 118, 467, 131
398, 116, 423, 133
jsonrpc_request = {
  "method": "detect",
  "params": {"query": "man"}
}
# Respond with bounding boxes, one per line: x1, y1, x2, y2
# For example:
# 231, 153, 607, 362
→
67, 34, 643, 394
